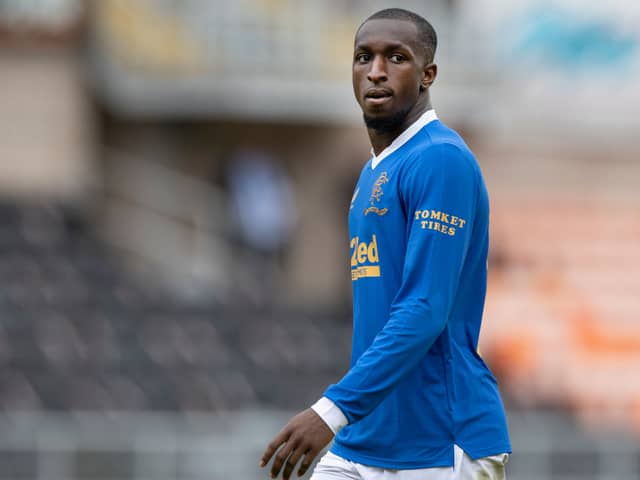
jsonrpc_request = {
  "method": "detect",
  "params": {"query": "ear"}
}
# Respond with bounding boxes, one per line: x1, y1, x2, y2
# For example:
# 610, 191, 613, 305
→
420, 63, 437, 92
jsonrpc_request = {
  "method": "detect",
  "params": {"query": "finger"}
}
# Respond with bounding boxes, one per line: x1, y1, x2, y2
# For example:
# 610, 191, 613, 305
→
297, 448, 320, 477
282, 446, 307, 480
260, 429, 290, 468
270, 437, 299, 479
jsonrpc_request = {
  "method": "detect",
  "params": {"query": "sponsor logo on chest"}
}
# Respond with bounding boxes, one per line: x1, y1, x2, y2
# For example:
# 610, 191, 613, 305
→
350, 234, 380, 280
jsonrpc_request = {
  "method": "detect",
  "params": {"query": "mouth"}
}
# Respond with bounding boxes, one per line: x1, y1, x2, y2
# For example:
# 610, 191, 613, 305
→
364, 88, 393, 106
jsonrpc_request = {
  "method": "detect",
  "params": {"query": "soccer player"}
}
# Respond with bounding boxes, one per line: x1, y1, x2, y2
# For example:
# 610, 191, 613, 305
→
260, 8, 511, 480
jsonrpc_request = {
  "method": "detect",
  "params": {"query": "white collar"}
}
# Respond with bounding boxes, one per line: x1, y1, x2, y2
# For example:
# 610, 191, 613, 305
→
370, 109, 438, 170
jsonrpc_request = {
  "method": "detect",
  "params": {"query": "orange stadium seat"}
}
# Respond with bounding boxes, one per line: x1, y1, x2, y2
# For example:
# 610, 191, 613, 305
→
483, 193, 640, 432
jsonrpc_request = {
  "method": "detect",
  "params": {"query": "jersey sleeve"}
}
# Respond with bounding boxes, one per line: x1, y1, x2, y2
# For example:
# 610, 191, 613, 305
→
324, 143, 478, 424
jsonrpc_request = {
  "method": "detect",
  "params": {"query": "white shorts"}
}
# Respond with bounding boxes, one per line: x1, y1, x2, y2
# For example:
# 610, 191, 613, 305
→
310, 446, 509, 480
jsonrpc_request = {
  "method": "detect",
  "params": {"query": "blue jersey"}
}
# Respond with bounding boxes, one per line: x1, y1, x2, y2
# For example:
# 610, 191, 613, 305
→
324, 112, 511, 469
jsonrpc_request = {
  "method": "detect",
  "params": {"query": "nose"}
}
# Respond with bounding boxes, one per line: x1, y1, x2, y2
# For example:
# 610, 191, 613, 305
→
367, 55, 387, 83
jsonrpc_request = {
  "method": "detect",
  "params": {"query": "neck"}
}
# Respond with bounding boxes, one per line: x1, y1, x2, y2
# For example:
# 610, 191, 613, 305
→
368, 98, 431, 156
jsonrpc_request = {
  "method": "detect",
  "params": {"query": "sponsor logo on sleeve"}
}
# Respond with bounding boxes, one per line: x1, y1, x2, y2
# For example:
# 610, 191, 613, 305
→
413, 209, 467, 236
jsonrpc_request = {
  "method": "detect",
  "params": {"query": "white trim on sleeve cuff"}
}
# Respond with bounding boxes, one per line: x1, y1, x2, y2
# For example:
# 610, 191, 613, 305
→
311, 397, 349, 434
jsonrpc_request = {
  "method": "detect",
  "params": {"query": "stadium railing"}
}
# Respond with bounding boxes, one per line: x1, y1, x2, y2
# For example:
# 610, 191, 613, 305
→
0, 410, 637, 480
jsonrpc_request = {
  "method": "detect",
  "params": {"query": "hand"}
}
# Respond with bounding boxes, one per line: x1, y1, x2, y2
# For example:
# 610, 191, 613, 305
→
260, 408, 335, 479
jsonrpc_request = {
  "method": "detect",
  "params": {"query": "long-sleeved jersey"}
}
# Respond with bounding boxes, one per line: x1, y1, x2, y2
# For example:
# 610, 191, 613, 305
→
323, 110, 511, 469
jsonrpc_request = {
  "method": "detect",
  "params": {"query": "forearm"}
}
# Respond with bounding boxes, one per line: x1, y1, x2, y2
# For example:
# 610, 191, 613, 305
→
323, 301, 446, 424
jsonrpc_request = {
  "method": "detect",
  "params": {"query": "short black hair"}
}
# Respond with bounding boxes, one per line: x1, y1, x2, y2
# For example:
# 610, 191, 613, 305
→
361, 8, 437, 63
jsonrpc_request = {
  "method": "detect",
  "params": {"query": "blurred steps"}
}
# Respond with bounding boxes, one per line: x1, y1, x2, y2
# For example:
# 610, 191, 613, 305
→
0, 202, 352, 412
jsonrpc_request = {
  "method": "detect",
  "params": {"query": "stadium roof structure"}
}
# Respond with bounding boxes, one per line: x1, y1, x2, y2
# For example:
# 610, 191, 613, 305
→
85, 0, 640, 145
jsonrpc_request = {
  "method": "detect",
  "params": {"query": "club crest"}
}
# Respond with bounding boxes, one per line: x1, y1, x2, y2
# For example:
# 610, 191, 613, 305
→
364, 172, 389, 216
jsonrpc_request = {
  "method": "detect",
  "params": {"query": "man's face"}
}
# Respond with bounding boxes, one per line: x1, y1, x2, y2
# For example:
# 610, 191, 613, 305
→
352, 19, 427, 131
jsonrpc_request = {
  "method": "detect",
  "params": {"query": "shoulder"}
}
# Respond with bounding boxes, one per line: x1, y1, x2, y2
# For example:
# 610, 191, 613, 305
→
402, 139, 479, 184
403, 121, 477, 169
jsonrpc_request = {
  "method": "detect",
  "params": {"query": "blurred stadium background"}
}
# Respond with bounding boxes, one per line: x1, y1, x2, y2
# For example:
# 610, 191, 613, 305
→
0, 0, 639, 478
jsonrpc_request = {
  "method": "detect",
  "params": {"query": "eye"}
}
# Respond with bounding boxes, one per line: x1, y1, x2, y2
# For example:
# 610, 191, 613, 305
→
355, 53, 370, 63
389, 54, 405, 63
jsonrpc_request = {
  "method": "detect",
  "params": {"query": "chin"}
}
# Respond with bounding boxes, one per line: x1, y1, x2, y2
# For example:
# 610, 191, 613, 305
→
363, 108, 410, 133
